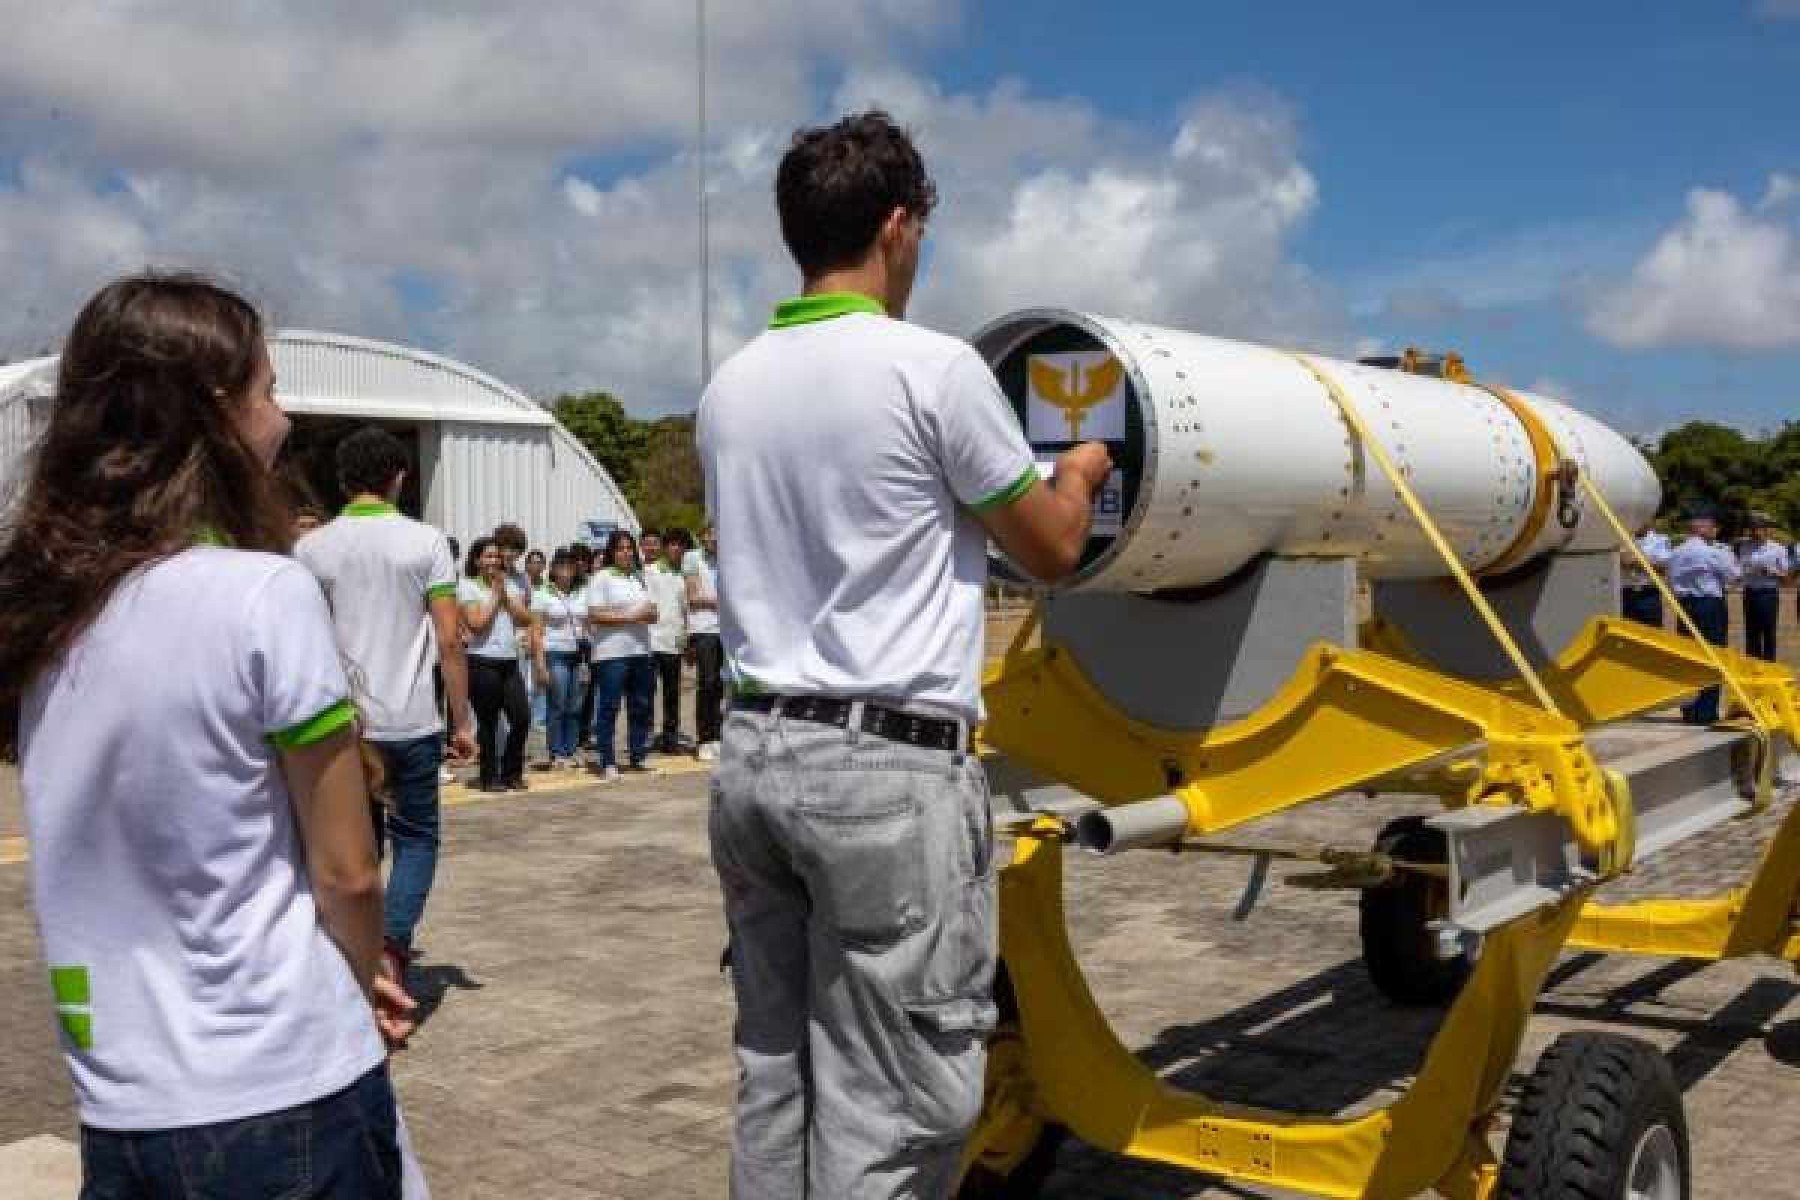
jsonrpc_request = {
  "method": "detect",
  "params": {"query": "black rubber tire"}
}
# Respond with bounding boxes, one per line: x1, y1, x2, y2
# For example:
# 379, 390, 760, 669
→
955, 965, 1067, 1199
1499, 1032, 1690, 1199
1358, 815, 1471, 1006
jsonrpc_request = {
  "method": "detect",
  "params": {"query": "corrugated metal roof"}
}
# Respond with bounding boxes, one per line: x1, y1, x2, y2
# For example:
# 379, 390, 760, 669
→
0, 333, 636, 540
0, 333, 555, 427
271, 330, 553, 427
0, 357, 56, 398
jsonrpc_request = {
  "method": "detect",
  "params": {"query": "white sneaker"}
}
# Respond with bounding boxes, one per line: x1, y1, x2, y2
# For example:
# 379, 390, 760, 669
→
697, 742, 720, 763
601, 765, 621, 782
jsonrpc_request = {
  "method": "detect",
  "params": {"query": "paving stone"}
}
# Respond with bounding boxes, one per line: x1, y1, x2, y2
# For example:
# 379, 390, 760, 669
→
5, 726, 1800, 1197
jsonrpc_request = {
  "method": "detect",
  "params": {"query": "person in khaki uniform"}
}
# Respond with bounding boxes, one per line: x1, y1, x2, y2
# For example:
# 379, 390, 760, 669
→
697, 111, 1111, 1199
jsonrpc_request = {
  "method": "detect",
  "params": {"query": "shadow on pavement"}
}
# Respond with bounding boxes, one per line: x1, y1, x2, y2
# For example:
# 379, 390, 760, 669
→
410, 962, 484, 1029
1028, 951, 1798, 1196
1039, 958, 1446, 1197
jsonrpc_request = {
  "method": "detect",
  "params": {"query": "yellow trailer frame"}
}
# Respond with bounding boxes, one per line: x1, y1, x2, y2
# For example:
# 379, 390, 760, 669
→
962, 610, 1800, 1198
957, 363, 1800, 1197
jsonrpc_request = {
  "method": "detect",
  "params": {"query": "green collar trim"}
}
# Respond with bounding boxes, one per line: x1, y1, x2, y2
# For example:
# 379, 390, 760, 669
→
769, 292, 886, 329
193, 526, 231, 548
342, 500, 398, 518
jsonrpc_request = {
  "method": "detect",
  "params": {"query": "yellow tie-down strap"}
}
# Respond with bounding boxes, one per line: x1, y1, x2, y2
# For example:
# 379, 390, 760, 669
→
1290, 354, 1562, 716
1290, 353, 1633, 872
1572, 466, 1781, 808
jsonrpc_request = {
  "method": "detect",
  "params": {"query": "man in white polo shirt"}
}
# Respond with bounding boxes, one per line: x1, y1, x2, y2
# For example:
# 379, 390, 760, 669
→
683, 523, 723, 760
296, 427, 475, 976
698, 110, 1110, 1198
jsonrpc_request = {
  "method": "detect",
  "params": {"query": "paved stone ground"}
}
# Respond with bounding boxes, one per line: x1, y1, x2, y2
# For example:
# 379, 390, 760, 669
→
6, 753, 1800, 1198
6, 601, 1800, 1197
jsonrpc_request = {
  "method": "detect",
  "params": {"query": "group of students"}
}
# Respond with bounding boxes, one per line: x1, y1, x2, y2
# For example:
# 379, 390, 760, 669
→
1624, 508, 1793, 724
451, 523, 724, 790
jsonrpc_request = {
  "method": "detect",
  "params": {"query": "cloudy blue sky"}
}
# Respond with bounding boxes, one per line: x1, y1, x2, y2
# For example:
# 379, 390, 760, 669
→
2, 1, 1797, 434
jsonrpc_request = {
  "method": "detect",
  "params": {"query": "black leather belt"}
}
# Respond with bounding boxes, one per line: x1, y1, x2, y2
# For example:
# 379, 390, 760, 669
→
734, 694, 968, 753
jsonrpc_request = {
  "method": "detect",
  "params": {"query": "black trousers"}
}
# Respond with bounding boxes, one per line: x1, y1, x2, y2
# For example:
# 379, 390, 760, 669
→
654, 651, 684, 744
469, 656, 529, 784
691, 632, 725, 744
1744, 588, 1781, 661
1676, 594, 1730, 725
1621, 585, 1663, 628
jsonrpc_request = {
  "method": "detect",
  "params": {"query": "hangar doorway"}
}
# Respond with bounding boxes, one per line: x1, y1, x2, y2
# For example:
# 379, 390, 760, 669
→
279, 415, 426, 519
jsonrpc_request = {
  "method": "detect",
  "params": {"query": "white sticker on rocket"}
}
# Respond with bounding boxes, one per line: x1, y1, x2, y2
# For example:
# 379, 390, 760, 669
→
1038, 458, 1125, 537
1026, 352, 1126, 443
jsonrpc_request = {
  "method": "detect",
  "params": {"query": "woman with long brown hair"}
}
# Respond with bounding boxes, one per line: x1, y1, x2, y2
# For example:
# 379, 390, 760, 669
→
0, 274, 418, 1197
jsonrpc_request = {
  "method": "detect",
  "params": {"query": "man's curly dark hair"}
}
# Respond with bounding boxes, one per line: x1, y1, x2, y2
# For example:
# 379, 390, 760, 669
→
775, 110, 936, 279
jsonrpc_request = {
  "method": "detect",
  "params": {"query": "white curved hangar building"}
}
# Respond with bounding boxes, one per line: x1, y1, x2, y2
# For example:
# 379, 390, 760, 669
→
0, 330, 636, 548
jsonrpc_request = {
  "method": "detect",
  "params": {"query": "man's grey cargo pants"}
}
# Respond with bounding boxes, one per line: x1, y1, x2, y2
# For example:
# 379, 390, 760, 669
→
709, 706, 999, 1199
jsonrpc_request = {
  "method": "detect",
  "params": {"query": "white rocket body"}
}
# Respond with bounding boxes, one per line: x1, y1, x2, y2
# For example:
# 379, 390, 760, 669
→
971, 311, 1659, 592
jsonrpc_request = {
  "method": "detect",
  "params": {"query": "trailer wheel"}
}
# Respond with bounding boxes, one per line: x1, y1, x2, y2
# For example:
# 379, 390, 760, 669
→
956, 966, 1066, 1199
1358, 816, 1470, 1006
1499, 1032, 1689, 1200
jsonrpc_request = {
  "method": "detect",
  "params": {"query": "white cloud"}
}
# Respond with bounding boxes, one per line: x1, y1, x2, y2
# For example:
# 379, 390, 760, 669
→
1760, 172, 1800, 212
1585, 177, 1800, 352
0, 1, 1335, 411
849, 75, 1338, 348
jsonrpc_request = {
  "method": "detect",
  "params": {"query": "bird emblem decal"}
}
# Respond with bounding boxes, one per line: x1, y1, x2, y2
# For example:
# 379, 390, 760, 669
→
1030, 355, 1123, 440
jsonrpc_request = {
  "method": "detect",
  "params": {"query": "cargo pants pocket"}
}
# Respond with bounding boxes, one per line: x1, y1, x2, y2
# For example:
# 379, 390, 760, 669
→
794, 772, 929, 949
892, 767, 999, 1150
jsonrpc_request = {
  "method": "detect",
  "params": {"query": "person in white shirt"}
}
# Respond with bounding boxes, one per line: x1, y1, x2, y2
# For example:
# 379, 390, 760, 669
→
491, 523, 537, 756
1740, 512, 1791, 662
0, 274, 416, 1196
295, 426, 475, 977
697, 112, 1108, 1197
1622, 523, 1673, 628
530, 548, 589, 768
683, 524, 724, 760
586, 529, 659, 779
1668, 509, 1741, 724
459, 536, 535, 791
494, 522, 533, 597
645, 528, 692, 753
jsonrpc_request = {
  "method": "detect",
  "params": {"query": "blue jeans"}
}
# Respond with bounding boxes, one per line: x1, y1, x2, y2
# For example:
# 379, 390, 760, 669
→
545, 650, 585, 759
80, 1064, 400, 1199
593, 655, 654, 768
373, 734, 443, 950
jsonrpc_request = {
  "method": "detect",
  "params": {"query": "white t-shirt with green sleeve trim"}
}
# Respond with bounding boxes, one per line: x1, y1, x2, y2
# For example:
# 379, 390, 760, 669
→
696, 296, 1038, 721
643, 560, 688, 653
19, 548, 385, 1130
681, 548, 720, 636
531, 583, 588, 654
294, 501, 458, 742
458, 577, 528, 660
587, 568, 654, 661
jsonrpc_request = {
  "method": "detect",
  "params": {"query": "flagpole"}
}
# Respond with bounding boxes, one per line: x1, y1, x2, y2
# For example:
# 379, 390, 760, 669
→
697, 0, 712, 388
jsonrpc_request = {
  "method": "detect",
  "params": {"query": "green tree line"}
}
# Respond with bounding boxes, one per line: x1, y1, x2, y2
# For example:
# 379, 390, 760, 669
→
1644, 421, 1800, 536
553, 392, 706, 536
